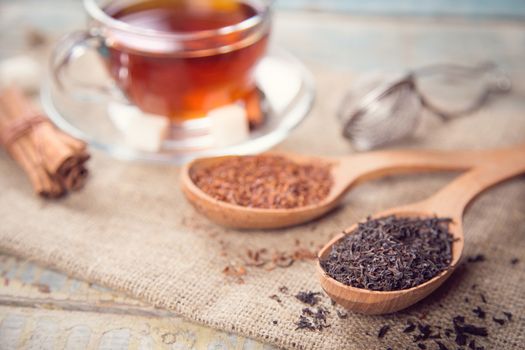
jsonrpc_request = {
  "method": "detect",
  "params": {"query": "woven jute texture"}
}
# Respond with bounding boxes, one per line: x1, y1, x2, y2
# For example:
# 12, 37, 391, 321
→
1, 68, 524, 349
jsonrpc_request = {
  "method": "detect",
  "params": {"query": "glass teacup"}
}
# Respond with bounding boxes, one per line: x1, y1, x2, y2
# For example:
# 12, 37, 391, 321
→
52, 0, 272, 123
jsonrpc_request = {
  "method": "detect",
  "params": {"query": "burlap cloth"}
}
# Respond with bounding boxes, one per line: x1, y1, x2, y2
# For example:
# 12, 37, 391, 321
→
1, 65, 525, 348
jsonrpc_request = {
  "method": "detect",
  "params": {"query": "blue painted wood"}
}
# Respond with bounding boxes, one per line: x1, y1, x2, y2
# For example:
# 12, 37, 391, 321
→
277, 0, 525, 18
1, 0, 524, 18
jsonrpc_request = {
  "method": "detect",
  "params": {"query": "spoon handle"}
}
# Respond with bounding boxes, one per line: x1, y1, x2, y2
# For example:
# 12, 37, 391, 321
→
422, 148, 525, 218
338, 144, 525, 184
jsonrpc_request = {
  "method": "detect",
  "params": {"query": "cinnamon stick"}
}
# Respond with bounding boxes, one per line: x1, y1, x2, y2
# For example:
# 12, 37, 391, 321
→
0, 86, 90, 198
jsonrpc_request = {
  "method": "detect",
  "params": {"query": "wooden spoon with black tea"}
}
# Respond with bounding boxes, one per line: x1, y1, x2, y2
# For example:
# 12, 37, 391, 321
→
181, 144, 524, 229
317, 146, 525, 314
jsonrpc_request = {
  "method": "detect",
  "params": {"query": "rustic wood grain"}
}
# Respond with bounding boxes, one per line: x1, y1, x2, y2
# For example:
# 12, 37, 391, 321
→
0, 254, 272, 349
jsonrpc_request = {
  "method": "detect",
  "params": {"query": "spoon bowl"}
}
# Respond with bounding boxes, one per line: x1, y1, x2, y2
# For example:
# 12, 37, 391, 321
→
181, 146, 520, 229
317, 148, 525, 314
180, 153, 339, 229
317, 207, 464, 315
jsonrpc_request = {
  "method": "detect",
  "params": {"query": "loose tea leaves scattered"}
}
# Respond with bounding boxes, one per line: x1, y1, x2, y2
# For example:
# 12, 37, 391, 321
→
295, 291, 321, 306
320, 215, 454, 291
403, 321, 416, 333
480, 293, 487, 304
243, 247, 317, 271
336, 310, 348, 319
295, 315, 315, 331
435, 341, 449, 350
269, 294, 282, 303
492, 317, 505, 326
376, 285, 512, 350
467, 254, 486, 263
190, 155, 333, 209
378, 325, 391, 338
295, 306, 330, 331
468, 339, 485, 350
278, 286, 289, 294
453, 315, 488, 346
413, 323, 438, 342
222, 265, 246, 284
472, 306, 486, 319
387, 309, 497, 350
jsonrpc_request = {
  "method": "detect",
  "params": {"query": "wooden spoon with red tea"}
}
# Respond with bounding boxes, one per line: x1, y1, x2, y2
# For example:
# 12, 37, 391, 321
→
181, 145, 524, 229
317, 147, 525, 315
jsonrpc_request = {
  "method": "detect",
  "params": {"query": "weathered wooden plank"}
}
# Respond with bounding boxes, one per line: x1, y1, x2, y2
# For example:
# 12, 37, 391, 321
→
0, 313, 26, 350
278, 0, 525, 18
0, 254, 273, 349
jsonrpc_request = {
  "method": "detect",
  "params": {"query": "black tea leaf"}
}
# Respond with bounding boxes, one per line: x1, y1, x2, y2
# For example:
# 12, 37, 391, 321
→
320, 216, 454, 291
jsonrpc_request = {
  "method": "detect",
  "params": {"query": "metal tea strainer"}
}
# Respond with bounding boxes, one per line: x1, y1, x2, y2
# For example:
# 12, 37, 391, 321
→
338, 62, 511, 150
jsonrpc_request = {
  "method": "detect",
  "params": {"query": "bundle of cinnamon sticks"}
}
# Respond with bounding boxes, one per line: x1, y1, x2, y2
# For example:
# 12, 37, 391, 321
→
0, 86, 89, 198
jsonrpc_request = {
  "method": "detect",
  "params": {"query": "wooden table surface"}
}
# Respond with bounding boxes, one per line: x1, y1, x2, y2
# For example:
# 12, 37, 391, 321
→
1, 1, 525, 349
0, 254, 270, 349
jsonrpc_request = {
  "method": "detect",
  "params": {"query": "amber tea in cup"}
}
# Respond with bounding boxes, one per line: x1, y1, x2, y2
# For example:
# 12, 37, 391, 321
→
52, 0, 271, 123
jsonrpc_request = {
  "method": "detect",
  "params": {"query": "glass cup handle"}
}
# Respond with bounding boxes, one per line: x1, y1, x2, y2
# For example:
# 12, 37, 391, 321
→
50, 30, 126, 102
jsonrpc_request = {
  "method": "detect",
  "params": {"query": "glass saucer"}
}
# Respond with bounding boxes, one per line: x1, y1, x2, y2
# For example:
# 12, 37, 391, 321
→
41, 48, 315, 164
